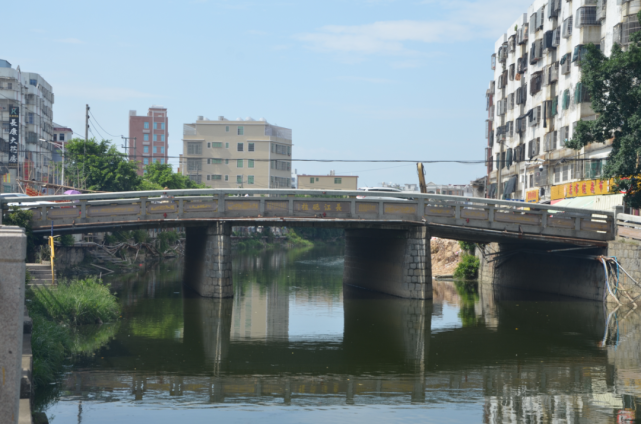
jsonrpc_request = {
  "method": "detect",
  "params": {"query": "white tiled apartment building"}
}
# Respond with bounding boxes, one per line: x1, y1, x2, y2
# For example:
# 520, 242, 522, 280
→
485, 0, 640, 201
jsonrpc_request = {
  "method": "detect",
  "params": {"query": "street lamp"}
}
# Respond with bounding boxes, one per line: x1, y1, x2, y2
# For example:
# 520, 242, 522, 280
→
40, 138, 64, 187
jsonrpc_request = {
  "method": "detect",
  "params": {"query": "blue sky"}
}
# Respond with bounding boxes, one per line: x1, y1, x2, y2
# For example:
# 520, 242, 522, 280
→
6, 0, 532, 187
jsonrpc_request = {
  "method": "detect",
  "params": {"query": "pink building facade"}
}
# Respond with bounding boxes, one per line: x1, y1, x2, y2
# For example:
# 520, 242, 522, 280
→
128, 106, 169, 175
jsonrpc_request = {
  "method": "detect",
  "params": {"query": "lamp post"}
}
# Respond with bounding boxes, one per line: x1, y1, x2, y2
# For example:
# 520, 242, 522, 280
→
40, 138, 64, 186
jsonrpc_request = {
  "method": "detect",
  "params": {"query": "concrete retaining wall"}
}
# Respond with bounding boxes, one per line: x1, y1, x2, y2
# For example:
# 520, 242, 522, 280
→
183, 224, 233, 298
54, 246, 85, 271
607, 238, 641, 299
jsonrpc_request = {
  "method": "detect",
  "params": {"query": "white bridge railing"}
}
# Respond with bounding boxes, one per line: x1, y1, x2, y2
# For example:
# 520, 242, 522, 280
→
0, 189, 615, 241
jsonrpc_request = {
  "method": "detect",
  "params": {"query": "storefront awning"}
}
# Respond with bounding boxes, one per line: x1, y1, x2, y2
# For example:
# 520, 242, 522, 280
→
552, 194, 624, 212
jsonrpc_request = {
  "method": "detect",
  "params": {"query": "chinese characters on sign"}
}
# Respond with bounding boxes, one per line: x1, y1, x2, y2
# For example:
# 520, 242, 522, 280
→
551, 178, 615, 200
8, 107, 18, 168
526, 189, 540, 203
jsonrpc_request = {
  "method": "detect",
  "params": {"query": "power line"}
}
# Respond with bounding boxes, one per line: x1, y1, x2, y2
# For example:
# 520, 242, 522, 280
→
89, 111, 120, 138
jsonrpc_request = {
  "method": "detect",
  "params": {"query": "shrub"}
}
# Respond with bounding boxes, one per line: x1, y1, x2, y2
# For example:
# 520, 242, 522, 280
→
59, 234, 75, 247
30, 277, 120, 325
157, 230, 179, 252
454, 254, 480, 280
286, 230, 313, 247
458, 240, 476, 254
31, 313, 70, 387
132, 229, 148, 244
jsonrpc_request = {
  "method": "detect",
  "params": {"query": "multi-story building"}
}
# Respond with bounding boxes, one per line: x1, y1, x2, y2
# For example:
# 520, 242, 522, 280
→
0, 59, 55, 193
182, 116, 292, 188
296, 172, 358, 190
485, 0, 640, 203
49, 123, 73, 188
128, 106, 169, 175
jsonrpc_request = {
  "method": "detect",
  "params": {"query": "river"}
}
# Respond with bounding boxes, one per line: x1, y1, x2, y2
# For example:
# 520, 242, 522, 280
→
44, 246, 641, 423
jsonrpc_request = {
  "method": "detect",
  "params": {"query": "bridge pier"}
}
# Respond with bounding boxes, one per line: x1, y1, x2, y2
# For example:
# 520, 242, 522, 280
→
183, 223, 233, 298
343, 226, 432, 299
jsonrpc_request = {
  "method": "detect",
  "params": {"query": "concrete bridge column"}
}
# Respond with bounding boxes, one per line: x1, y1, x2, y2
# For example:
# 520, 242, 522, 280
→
343, 226, 432, 299
184, 223, 233, 298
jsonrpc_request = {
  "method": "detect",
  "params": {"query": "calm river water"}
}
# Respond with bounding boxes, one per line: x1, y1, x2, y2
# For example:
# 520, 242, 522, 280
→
45, 246, 641, 423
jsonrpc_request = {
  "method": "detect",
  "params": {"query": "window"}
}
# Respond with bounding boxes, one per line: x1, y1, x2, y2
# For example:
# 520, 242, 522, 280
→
59, 134, 65, 141
144, 134, 149, 141
211, 158, 222, 164
153, 122, 157, 129
153, 134, 157, 142
144, 146, 149, 153
53, 134, 57, 141
187, 158, 202, 171
310, 177, 314, 184
225, 159, 229, 164
29, 79, 37, 86
529, 174, 533, 187
334, 178, 342, 184
211, 142, 222, 148
316, 178, 319, 182
225, 142, 229, 148
237, 143, 244, 151
207, 175, 210, 181
189, 175, 202, 184
237, 159, 243, 168
187, 142, 202, 155
161, 123, 165, 130
144, 158, 149, 165
144, 122, 149, 129
7, 83, 11, 89
27, 113, 34, 124
248, 143, 255, 152
161, 135, 165, 142
237, 175, 243, 183
248, 159, 254, 168
225, 175, 229, 181
153, 146, 157, 154
161, 146, 165, 154
212, 175, 222, 180
226, 126, 229, 132
237, 126, 244, 135
160, 158, 164, 164
248, 175, 254, 185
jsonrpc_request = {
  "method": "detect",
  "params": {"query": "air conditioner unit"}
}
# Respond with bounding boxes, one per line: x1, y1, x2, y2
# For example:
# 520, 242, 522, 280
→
596, 0, 606, 22
547, 0, 558, 19
537, 7, 545, 30
550, 61, 559, 82
543, 30, 555, 50
561, 54, 571, 74
562, 17, 573, 38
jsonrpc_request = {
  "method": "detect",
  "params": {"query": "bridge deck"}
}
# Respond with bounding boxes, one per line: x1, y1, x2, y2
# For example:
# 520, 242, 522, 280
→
1, 189, 614, 244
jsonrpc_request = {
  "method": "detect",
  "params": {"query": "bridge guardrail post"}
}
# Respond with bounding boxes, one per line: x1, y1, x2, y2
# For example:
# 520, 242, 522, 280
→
455, 204, 461, 220
140, 197, 147, 220
218, 192, 225, 217
417, 198, 425, 220
574, 216, 581, 231
488, 204, 495, 223
378, 200, 384, 219
288, 198, 294, 215
351, 198, 356, 217
178, 199, 184, 218
80, 200, 87, 220
259, 198, 265, 216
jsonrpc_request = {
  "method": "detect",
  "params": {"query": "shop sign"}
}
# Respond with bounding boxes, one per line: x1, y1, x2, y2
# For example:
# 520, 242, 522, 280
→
8, 107, 18, 168
526, 189, 539, 203
551, 178, 615, 201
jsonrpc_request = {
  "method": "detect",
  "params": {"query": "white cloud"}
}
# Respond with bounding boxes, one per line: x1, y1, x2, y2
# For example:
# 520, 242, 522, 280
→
54, 38, 85, 44
297, 0, 531, 55
56, 84, 159, 102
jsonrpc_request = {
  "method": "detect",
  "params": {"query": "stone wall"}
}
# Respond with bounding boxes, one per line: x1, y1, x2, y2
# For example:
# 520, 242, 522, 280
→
184, 224, 233, 298
607, 238, 641, 299
54, 246, 85, 271
343, 226, 432, 299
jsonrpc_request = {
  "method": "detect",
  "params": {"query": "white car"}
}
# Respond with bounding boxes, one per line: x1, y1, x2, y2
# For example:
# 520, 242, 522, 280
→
356, 187, 413, 201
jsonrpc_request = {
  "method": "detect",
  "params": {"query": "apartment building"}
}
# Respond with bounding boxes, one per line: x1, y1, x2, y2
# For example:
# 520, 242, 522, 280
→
297, 172, 358, 190
485, 0, 640, 203
182, 116, 292, 188
128, 106, 169, 175
0, 59, 55, 192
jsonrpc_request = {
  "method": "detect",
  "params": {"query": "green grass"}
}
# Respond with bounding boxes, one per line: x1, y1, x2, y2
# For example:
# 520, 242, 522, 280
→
29, 277, 120, 325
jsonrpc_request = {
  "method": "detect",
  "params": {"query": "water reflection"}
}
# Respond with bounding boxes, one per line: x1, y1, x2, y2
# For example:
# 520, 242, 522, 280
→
48, 248, 641, 423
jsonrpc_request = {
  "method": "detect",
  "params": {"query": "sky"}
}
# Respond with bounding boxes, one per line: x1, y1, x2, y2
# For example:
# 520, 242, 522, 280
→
5, 0, 532, 187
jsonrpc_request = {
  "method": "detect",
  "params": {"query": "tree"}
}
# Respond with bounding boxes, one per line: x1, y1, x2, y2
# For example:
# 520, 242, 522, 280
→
65, 138, 142, 192
567, 11, 641, 207
142, 163, 205, 189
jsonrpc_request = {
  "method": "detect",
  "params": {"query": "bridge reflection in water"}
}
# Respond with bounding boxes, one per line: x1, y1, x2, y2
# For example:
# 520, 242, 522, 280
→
56, 248, 641, 422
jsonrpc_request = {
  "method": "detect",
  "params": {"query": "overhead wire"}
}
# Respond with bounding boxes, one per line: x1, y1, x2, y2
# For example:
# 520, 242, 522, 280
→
89, 111, 121, 138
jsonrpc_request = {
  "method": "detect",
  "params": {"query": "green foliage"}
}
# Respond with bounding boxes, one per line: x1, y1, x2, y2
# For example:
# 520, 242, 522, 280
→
132, 229, 148, 244
142, 163, 205, 189
454, 254, 480, 280
157, 230, 179, 252
566, 12, 641, 207
65, 138, 142, 192
29, 277, 120, 325
453, 280, 481, 327
236, 238, 265, 250
59, 234, 75, 247
458, 240, 476, 254
286, 229, 314, 247
30, 313, 70, 388
3, 208, 43, 261
104, 230, 132, 245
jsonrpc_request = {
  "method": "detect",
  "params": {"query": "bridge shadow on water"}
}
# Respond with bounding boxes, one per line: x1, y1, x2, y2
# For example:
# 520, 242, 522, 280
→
55, 247, 641, 421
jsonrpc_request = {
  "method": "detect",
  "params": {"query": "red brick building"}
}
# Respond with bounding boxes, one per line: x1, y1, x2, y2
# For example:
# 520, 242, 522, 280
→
128, 106, 168, 175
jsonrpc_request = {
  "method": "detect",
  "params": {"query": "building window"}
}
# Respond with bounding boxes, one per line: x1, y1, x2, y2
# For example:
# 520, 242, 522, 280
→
153, 122, 157, 130
187, 158, 202, 171
27, 113, 34, 124
237, 143, 244, 152
161, 147, 165, 154
316, 178, 319, 182
144, 122, 149, 129
207, 175, 210, 181
161, 135, 165, 142
211, 142, 222, 148
29, 79, 37, 86
225, 175, 229, 181
248, 143, 255, 152
225, 159, 229, 164
212, 175, 222, 180
189, 175, 202, 184
310, 177, 314, 184
248, 159, 254, 168
160, 158, 164, 164
248, 175, 254, 185
334, 178, 342, 184
238, 126, 244, 135
212, 158, 222, 164
187, 142, 202, 155
226, 126, 229, 132
53, 134, 57, 141
144, 146, 149, 153
237, 175, 243, 184
237, 159, 243, 168
226, 142, 229, 148
153, 134, 157, 142
59, 134, 65, 141
144, 134, 149, 141
144, 158, 149, 165
161, 123, 165, 130
153, 146, 157, 154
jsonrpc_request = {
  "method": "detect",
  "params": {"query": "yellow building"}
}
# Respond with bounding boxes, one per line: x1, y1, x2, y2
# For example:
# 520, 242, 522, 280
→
182, 116, 292, 188
297, 173, 358, 190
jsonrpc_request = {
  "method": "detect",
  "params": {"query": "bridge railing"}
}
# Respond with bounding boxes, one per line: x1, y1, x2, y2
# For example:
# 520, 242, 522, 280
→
0, 189, 615, 241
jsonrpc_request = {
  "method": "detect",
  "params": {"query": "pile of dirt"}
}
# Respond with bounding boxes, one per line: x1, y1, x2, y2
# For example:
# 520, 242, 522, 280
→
430, 238, 462, 276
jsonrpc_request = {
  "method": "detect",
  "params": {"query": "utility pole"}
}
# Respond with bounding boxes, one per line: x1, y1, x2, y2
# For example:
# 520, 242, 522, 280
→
84, 104, 89, 189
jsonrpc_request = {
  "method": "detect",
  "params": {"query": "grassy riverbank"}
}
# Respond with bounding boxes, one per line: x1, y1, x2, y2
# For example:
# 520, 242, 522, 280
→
28, 277, 120, 393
